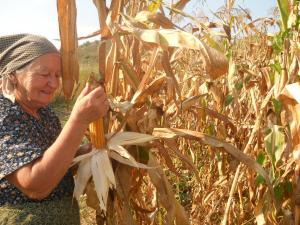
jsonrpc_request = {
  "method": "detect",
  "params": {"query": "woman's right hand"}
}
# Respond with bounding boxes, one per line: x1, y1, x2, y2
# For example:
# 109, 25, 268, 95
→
70, 83, 109, 126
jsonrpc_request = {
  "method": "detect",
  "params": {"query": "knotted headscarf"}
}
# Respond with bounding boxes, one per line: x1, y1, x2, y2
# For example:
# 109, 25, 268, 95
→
0, 34, 58, 101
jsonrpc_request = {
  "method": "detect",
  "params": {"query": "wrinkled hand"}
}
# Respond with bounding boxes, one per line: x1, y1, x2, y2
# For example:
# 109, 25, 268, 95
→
70, 83, 109, 125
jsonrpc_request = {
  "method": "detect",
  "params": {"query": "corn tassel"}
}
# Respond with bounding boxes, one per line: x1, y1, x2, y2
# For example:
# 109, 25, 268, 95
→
89, 117, 106, 148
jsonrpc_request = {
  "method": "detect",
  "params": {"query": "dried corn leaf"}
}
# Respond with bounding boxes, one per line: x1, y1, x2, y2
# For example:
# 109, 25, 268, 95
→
131, 38, 142, 76
109, 99, 133, 113
152, 128, 272, 190
120, 13, 149, 29
181, 95, 204, 111
135, 11, 176, 29
153, 141, 181, 176
164, 139, 201, 183
108, 150, 153, 169
115, 165, 137, 225
197, 106, 237, 134
254, 198, 267, 225
120, 59, 140, 90
111, 62, 121, 97
77, 29, 101, 40
136, 75, 167, 104
148, 153, 189, 225
171, 0, 191, 11
162, 51, 182, 101
280, 82, 300, 104
279, 83, 300, 163
288, 55, 299, 80
131, 48, 160, 104
120, 17, 228, 79
107, 131, 157, 146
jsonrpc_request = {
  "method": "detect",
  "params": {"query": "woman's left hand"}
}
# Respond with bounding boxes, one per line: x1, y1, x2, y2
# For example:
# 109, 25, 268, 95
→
75, 143, 92, 157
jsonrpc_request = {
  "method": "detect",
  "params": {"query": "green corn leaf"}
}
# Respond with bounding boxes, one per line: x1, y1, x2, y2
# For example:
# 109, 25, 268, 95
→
235, 81, 243, 91
256, 174, 265, 185
225, 95, 234, 106
270, 60, 282, 74
148, 0, 162, 12
264, 125, 286, 168
277, 0, 289, 31
272, 99, 283, 116
274, 183, 284, 202
256, 152, 266, 166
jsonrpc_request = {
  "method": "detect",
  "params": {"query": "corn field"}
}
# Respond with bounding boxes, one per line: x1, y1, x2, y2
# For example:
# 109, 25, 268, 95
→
56, 0, 300, 224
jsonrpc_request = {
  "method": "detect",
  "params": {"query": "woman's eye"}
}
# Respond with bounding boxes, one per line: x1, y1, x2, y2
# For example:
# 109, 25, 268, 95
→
38, 73, 49, 77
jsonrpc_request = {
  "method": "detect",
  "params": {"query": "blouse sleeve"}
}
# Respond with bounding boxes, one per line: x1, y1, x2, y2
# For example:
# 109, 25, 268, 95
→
0, 113, 44, 180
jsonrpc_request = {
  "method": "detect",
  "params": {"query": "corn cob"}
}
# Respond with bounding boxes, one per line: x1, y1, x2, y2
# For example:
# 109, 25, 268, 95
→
86, 72, 106, 149
89, 117, 106, 148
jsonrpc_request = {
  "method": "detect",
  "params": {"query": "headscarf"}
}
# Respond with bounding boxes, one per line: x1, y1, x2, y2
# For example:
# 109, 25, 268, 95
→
0, 34, 58, 101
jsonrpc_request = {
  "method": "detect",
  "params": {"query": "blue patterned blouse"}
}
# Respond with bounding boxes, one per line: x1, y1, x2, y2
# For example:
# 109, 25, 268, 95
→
0, 94, 74, 205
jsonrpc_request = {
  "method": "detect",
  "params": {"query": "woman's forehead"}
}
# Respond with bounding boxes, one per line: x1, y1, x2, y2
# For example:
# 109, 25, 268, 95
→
27, 54, 61, 71
28, 64, 48, 72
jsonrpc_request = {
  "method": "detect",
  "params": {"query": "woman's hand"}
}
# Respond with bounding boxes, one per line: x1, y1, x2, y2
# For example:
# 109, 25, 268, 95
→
6, 84, 108, 200
70, 83, 109, 125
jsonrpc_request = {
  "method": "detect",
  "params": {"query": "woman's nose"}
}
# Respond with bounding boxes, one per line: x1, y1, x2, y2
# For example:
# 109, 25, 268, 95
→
47, 74, 60, 89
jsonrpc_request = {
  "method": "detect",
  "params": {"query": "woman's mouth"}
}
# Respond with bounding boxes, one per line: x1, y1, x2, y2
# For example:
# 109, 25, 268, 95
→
40, 90, 53, 96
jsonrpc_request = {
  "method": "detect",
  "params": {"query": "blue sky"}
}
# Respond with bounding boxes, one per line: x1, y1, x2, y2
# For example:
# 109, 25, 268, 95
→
186, 0, 276, 19
0, 0, 277, 47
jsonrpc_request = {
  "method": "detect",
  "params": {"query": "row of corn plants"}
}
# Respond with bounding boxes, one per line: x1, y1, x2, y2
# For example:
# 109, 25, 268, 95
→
56, 0, 300, 224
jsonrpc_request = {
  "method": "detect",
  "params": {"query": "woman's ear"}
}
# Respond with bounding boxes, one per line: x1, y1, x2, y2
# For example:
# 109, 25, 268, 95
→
8, 74, 17, 85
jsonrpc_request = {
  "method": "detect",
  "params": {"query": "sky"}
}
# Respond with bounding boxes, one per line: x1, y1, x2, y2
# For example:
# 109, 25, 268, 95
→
0, 0, 277, 47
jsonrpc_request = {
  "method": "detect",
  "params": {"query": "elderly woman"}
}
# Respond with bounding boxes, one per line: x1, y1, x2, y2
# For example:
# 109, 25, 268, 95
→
0, 34, 109, 224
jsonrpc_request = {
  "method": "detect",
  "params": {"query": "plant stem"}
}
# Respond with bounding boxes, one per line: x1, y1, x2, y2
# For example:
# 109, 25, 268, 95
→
221, 88, 273, 225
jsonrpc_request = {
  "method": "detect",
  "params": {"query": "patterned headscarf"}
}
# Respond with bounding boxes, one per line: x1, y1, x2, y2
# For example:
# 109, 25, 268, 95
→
0, 34, 58, 101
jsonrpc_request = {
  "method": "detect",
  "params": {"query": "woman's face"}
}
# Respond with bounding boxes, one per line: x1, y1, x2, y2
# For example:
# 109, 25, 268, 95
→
13, 53, 61, 109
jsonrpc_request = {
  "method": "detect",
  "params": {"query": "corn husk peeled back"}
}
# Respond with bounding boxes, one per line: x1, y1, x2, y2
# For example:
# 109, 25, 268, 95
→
72, 80, 157, 212
73, 130, 157, 212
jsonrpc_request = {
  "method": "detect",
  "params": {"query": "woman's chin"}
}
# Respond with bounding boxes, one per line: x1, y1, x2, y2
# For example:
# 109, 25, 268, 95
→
36, 94, 54, 107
